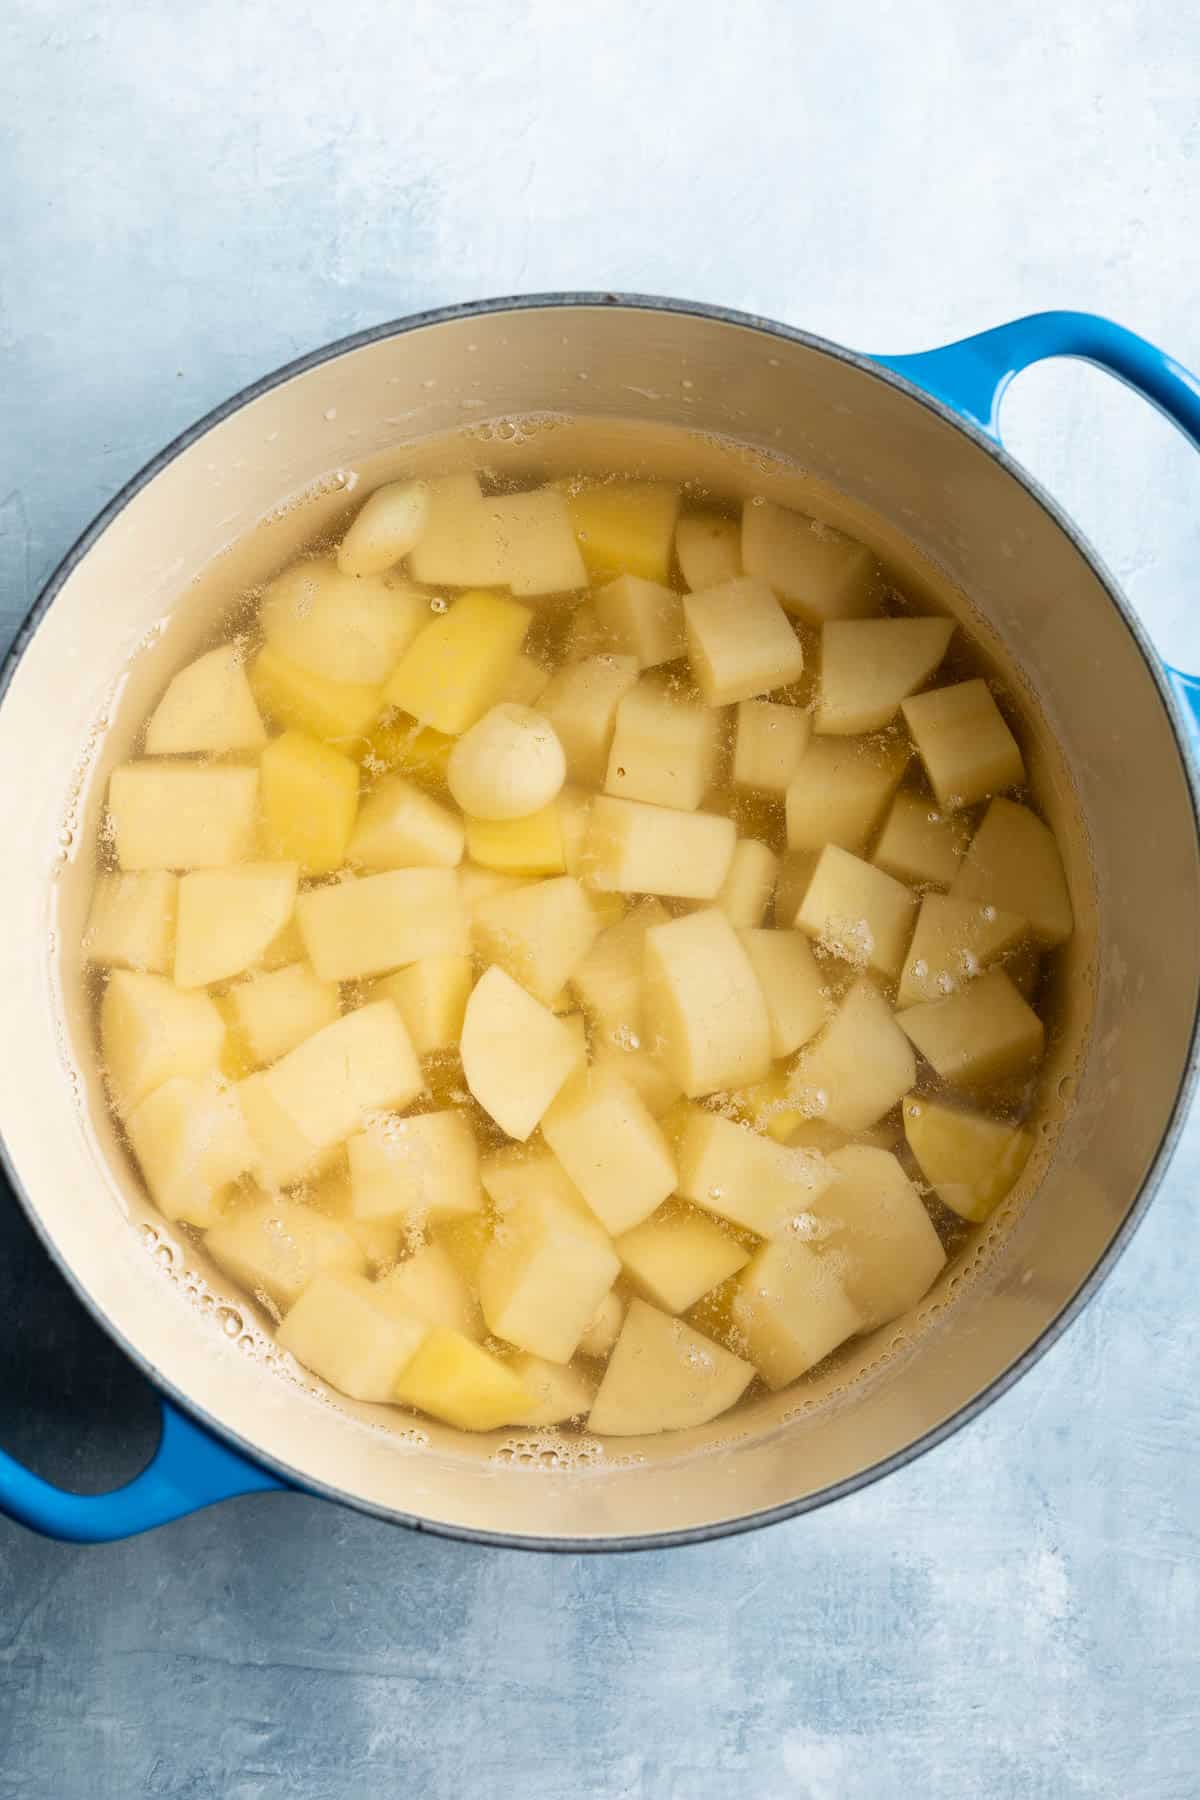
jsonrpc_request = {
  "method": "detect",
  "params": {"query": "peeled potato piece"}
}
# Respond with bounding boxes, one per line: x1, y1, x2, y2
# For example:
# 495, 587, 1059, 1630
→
260, 730, 359, 877
348, 774, 464, 870
616, 1209, 750, 1314
539, 653, 639, 787
100, 970, 225, 1114
542, 1070, 677, 1236
903, 1094, 1033, 1222
261, 556, 428, 685
872, 791, 971, 890
594, 574, 685, 668
586, 797, 736, 900
374, 1240, 484, 1340
374, 955, 473, 1055
174, 863, 299, 989
464, 806, 566, 877
277, 1271, 426, 1402
733, 699, 812, 794
484, 487, 588, 595
259, 1001, 424, 1160
604, 678, 720, 812
145, 644, 266, 755
737, 928, 829, 1058
297, 869, 467, 982
897, 893, 1029, 1006
683, 577, 805, 706
716, 840, 778, 928
816, 617, 953, 735
741, 500, 881, 623
107, 763, 258, 873
337, 479, 431, 577
950, 798, 1074, 948
789, 977, 916, 1133
734, 1235, 863, 1388
348, 1110, 481, 1226
502, 1354, 598, 1426
589, 1300, 754, 1436
785, 736, 908, 854
84, 871, 177, 974
809, 1145, 947, 1330
126, 1073, 255, 1228
674, 1104, 835, 1237
384, 589, 532, 736
394, 1329, 535, 1431
675, 513, 741, 591
206, 1193, 366, 1314
406, 474, 506, 588
902, 679, 1025, 811
793, 845, 918, 978
250, 645, 382, 747
897, 969, 1044, 1089
473, 875, 600, 1008
227, 962, 340, 1068
643, 908, 772, 1097
478, 1180, 620, 1362
460, 967, 582, 1141
565, 480, 680, 584
577, 1288, 625, 1359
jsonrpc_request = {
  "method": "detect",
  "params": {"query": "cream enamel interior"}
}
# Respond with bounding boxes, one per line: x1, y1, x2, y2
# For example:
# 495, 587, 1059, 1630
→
1, 301, 1198, 1544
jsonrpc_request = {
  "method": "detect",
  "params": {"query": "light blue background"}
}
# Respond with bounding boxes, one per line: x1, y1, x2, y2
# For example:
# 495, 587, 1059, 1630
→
2, 4, 1199, 1795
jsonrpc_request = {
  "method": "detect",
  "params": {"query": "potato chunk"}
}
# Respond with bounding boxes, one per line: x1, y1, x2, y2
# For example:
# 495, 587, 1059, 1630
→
84, 871, 177, 974
683, 577, 805, 706
236, 1071, 333, 1188
374, 955, 472, 1055
502, 1354, 598, 1426
789, 977, 916, 1132
249, 645, 382, 747
616, 1209, 749, 1314
261, 556, 428, 685
872, 791, 971, 890
897, 894, 1029, 1005
737, 928, 829, 1057
586, 797, 735, 900
565, 480, 680, 584
903, 1095, 1032, 1223
495, 649, 552, 709
950, 798, 1074, 948
717, 839, 778, 927
897, 969, 1044, 1088
741, 500, 880, 624
485, 487, 588, 595
108, 763, 258, 872
589, 1300, 753, 1435
785, 735, 908, 853
590, 1042, 682, 1117
145, 644, 267, 755
277, 1271, 426, 1401
732, 1237, 862, 1388
578, 1289, 625, 1359
594, 575, 685, 668
347, 773, 464, 870
406, 474, 506, 588
816, 617, 953, 735
205, 1193, 366, 1313
336, 478, 431, 577
374, 1240, 483, 1340
460, 967, 581, 1140
810, 1145, 946, 1329
394, 1329, 534, 1431
675, 513, 741, 591
174, 863, 299, 989
902, 679, 1025, 810
100, 969, 225, 1113
674, 1105, 835, 1236
348, 1110, 481, 1225
297, 869, 467, 981
644, 908, 771, 1096
539, 653, 639, 787
126, 1073, 255, 1227
384, 589, 532, 735
463, 804, 566, 876
732, 699, 811, 793
260, 1001, 424, 1158
474, 875, 600, 1007
604, 678, 720, 811
569, 897, 668, 1037
478, 1181, 620, 1362
794, 845, 918, 978
226, 962, 340, 1067
260, 730, 359, 876
542, 1070, 677, 1235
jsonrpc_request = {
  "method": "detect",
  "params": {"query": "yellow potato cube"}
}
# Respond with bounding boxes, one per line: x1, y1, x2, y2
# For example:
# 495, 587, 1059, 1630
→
250, 645, 382, 748
794, 844, 918, 978
473, 875, 600, 1007
737, 928, 829, 1056
361, 713, 455, 786
373, 1240, 483, 1340
276, 1271, 425, 1401
394, 1328, 534, 1431
616, 1208, 749, 1314
816, 617, 953, 735
478, 1182, 620, 1362
144, 644, 267, 755
205, 1193, 366, 1313
785, 734, 908, 853
84, 871, 177, 973
227, 962, 340, 1067
675, 513, 741, 591
100, 969, 225, 1114
479, 1143, 587, 1216
347, 773, 464, 870
897, 894, 1029, 1005
732, 1237, 862, 1388
460, 967, 581, 1140
436, 1213, 493, 1291
903, 1095, 1032, 1223
585, 797, 735, 899
260, 1001, 424, 1157
373, 955, 473, 1055
126, 1073, 255, 1227
732, 1071, 808, 1144
674, 1105, 835, 1236
542, 1070, 677, 1235
562, 600, 608, 662
732, 698, 812, 793
494, 649, 552, 708
108, 762, 258, 872
789, 977, 916, 1132
464, 806, 565, 877
717, 839, 778, 927
336, 478, 431, 577
594, 575, 685, 668
502, 1354, 597, 1426
810, 1144, 947, 1329
297, 869, 467, 981
644, 908, 771, 1097
261, 555, 428, 685
872, 790, 971, 890
539, 653, 639, 786
683, 577, 806, 706
569, 897, 669, 1037
590, 1042, 682, 1117
902, 679, 1025, 810
174, 863, 299, 989
897, 969, 1044, 1088
566, 480, 681, 584
406, 473, 508, 588
950, 798, 1074, 948
589, 1299, 753, 1435
236, 1071, 332, 1188
485, 487, 588, 595
256, 915, 308, 972
306, 1166, 405, 1274
347, 1110, 481, 1225
577, 1289, 625, 1359
604, 678, 721, 811
459, 863, 535, 916
384, 588, 532, 735
741, 500, 881, 624
259, 730, 360, 876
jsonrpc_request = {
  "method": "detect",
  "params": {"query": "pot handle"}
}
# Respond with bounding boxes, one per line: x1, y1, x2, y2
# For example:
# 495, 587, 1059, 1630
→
0, 1400, 283, 1543
872, 310, 1200, 729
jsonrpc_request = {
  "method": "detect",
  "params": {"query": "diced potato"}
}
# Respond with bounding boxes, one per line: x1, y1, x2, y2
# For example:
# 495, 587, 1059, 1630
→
897, 969, 1044, 1088
260, 730, 359, 876
816, 617, 953, 735
205, 1193, 366, 1313
902, 679, 1025, 810
675, 513, 741, 591
502, 1353, 598, 1426
347, 1110, 481, 1224
448, 704, 566, 821
774, 850, 817, 924
374, 1239, 483, 1340
495, 649, 552, 708
361, 713, 455, 787
394, 1328, 534, 1431
789, 977, 916, 1132
126, 1073, 255, 1227
604, 678, 721, 812
904, 1095, 1032, 1223
810, 1145, 947, 1330
249, 645, 382, 747
261, 556, 428, 685
872, 790, 971, 890
565, 480, 681, 584
569, 897, 669, 1036
297, 869, 467, 981
84, 871, 177, 973
485, 487, 588, 594
107, 763, 258, 872
589, 1300, 753, 1435
337, 478, 431, 577
144, 644, 267, 755
374, 955, 473, 1055
406, 473, 507, 588
794, 844, 918, 978
256, 915, 308, 972
542, 1070, 677, 1235
617, 1209, 750, 1314
464, 806, 566, 877
479, 1142, 586, 1215
260, 1001, 424, 1158
384, 589, 532, 736
674, 1105, 835, 1235
897, 894, 1029, 1005
644, 908, 771, 1096
478, 1181, 620, 1361
737, 928, 829, 1056
950, 798, 1074, 948
683, 577, 806, 706
474, 875, 600, 1007
590, 1041, 682, 1117
733, 1072, 808, 1144
741, 500, 881, 624
277, 1271, 426, 1401
100, 969, 225, 1113
594, 575, 685, 668
732, 1237, 862, 1388
732, 699, 811, 793
578, 1288, 625, 1359
225, 963, 340, 1068
785, 735, 908, 853
586, 797, 735, 900
539, 653, 639, 786
459, 863, 536, 917
348, 773, 464, 869
437, 1212, 493, 1290
235, 1071, 328, 1187
717, 839, 778, 927
174, 863, 299, 989
562, 600, 608, 662
460, 967, 581, 1140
